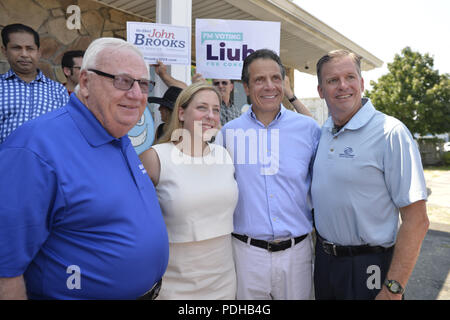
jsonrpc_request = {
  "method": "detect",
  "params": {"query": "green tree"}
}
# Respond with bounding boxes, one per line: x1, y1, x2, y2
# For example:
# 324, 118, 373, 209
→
365, 47, 450, 135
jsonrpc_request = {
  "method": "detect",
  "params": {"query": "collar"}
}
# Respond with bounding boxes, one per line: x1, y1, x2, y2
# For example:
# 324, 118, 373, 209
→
3, 68, 47, 83
324, 98, 376, 134
248, 104, 285, 127
221, 100, 234, 108
66, 94, 126, 148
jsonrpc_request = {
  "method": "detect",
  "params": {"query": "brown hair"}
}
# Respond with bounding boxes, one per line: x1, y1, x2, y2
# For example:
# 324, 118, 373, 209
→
316, 49, 362, 84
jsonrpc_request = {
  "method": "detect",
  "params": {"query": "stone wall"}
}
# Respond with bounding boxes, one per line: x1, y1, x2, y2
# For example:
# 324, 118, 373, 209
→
0, 0, 149, 82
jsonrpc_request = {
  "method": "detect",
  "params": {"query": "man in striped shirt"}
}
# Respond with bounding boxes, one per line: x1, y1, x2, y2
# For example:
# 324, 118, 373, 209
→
0, 24, 68, 143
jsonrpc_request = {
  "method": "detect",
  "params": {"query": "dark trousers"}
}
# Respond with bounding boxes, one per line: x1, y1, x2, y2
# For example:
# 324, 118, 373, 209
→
314, 239, 394, 300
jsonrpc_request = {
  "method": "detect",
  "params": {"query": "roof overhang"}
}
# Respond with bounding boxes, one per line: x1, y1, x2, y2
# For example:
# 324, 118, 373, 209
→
95, 0, 383, 74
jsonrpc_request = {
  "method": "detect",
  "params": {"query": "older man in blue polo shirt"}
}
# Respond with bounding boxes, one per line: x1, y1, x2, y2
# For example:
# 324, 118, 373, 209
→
0, 38, 169, 299
311, 50, 429, 300
219, 49, 321, 299
0, 24, 69, 143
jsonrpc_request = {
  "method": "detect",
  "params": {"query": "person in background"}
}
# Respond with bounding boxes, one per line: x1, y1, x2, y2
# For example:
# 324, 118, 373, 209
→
0, 23, 68, 144
61, 50, 84, 95
148, 86, 183, 141
220, 49, 321, 300
312, 49, 429, 300
0, 37, 169, 300
212, 78, 241, 126
139, 82, 238, 299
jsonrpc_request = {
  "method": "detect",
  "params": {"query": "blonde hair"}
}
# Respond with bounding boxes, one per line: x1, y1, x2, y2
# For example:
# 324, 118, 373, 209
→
157, 82, 222, 144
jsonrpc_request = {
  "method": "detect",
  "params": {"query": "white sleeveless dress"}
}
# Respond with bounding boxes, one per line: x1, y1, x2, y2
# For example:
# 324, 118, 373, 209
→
152, 142, 238, 299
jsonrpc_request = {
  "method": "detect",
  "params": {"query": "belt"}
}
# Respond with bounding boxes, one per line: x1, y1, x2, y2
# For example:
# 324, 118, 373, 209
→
137, 279, 162, 300
232, 233, 307, 252
317, 233, 394, 257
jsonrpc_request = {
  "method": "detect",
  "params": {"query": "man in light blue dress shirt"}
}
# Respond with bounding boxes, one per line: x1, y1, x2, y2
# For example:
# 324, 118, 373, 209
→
219, 49, 321, 299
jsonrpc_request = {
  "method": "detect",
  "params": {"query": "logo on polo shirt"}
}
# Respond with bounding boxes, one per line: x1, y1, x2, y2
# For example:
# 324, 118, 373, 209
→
339, 146, 355, 158
139, 164, 147, 174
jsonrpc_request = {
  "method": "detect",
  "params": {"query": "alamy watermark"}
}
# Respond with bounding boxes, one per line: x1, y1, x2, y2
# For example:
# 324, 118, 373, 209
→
169, 123, 280, 175
66, 265, 81, 290
66, 5, 81, 30
366, 265, 381, 290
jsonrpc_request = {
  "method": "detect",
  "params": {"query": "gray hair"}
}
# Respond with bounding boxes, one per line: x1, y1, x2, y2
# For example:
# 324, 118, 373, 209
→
81, 37, 149, 74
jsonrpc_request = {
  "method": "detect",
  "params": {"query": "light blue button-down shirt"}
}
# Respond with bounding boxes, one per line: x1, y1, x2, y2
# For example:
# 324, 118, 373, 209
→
218, 105, 321, 241
0, 69, 69, 143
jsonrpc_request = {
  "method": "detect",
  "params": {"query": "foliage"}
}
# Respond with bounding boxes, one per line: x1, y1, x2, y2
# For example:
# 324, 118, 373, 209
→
443, 153, 450, 166
365, 47, 450, 135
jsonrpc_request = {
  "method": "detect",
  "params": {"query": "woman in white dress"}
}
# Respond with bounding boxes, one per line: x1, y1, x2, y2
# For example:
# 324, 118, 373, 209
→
139, 82, 238, 299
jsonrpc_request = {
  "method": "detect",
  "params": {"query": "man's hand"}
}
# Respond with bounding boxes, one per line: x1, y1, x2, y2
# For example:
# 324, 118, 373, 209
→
152, 60, 187, 89
375, 285, 402, 300
0, 275, 27, 300
153, 60, 168, 79
283, 75, 295, 100
375, 200, 428, 300
283, 75, 312, 117
192, 71, 205, 84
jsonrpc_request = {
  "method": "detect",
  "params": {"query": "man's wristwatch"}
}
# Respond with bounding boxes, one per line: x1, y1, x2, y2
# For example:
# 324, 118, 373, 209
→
288, 95, 297, 103
384, 279, 405, 294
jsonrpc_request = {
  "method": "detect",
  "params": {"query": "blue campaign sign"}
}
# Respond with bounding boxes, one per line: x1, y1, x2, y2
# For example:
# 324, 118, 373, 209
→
128, 105, 155, 155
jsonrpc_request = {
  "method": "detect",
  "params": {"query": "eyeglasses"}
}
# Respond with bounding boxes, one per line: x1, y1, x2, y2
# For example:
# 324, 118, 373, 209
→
213, 80, 231, 86
88, 69, 155, 94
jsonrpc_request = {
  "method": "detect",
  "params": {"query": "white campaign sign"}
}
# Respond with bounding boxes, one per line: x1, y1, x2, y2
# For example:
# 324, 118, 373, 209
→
127, 21, 191, 65
195, 19, 280, 80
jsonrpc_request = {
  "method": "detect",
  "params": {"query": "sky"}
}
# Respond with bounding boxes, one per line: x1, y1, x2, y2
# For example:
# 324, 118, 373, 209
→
291, 0, 450, 98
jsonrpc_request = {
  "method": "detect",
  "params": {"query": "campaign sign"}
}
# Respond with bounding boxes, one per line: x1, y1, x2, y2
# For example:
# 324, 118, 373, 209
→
127, 21, 191, 65
196, 19, 280, 79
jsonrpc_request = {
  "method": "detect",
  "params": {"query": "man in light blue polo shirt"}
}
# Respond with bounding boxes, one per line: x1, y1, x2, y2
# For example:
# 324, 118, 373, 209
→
0, 38, 169, 299
311, 50, 429, 300
0, 24, 69, 143
219, 49, 321, 299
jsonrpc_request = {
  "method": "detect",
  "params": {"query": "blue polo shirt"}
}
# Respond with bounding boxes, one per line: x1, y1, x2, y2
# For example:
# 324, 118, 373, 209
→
0, 94, 169, 299
218, 105, 321, 240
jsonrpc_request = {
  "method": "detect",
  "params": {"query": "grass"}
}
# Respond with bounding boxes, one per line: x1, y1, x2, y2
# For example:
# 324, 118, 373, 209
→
424, 165, 450, 171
